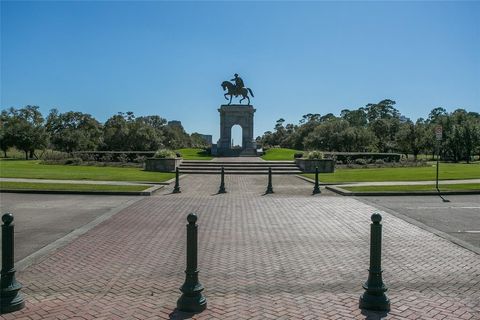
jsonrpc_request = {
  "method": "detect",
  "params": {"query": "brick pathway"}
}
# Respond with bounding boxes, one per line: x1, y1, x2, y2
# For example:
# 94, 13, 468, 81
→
3, 175, 480, 319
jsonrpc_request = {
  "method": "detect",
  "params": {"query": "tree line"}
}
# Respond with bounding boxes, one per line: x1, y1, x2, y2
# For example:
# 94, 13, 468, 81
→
258, 99, 480, 162
0, 106, 209, 159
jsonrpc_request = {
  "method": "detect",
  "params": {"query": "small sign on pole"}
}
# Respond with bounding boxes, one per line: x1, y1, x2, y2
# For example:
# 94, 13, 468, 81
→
435, 125, 443, 141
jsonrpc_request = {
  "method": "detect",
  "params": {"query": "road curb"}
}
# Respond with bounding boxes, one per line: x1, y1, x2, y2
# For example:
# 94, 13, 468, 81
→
294, 174, 333, 185
0, 185, 164, 196
326, 185, 480, 196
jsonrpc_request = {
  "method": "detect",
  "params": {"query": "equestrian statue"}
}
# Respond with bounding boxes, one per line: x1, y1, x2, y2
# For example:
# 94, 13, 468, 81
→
221, 73, 254, 105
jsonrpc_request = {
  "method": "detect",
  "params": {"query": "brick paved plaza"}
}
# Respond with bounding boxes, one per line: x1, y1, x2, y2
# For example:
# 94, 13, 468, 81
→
2, 174, 480, 319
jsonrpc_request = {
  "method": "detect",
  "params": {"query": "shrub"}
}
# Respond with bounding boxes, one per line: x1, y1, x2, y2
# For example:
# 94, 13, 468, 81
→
294, 152, 304, 159
64, 157, 83, 165
78, 153, 97, 162
323, 152, 401, 162
153, 149, 177, 158
100, 153, 113, 162
117, 153, 129, 163
306, 151, 324, 160
134, 155, 146, 163
355, 158, 368, 165
375, 159, 385, 165
41, 150, 70, 161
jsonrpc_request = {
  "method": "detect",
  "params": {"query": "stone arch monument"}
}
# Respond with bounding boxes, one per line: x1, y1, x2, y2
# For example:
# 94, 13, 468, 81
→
216, 105, 256, 156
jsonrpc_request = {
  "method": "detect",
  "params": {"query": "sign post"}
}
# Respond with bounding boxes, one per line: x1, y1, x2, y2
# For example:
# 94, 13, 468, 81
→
435, 126, 442, 190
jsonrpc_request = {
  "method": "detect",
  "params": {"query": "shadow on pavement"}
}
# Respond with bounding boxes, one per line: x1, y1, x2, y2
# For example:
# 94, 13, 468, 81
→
169, 309, 198, 319
361, 309, 389, 319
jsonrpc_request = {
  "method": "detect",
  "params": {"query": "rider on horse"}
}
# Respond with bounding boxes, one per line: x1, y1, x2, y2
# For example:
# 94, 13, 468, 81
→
231, 73, 245, 96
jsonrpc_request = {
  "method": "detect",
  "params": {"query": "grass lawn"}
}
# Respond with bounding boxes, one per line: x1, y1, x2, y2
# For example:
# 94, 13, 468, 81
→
261, 148, 301, 160
0, 181, 150, 192
0, 160, 175, 182
342, 183, 480, 192
303, 163, 480, 183
177, 148, 213, 160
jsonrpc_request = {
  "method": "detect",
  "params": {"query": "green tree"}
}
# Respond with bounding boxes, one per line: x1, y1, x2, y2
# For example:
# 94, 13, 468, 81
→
46, 109, 103, 152
396, 119, 428, 160
0, 110, 14, 157
163, 121, 191, 149
102, 112, 165, 151
3, 106, 48, 159
102, 113, 130, 150
365, 99, 400, 122
340, 108, 368, 127
190, 133, 210, 148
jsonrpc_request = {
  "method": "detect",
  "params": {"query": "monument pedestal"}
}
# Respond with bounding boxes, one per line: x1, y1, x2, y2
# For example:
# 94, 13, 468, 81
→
216, 105, 256, 156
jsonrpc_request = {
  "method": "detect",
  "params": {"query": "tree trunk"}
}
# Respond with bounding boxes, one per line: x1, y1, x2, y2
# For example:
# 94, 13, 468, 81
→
3, 150, 6, 158
25, 150, 29, 160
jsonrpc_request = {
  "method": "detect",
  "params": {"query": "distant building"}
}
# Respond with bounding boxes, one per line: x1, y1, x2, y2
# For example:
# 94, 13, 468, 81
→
199, 134, 212, 145
167, 120, 182, 127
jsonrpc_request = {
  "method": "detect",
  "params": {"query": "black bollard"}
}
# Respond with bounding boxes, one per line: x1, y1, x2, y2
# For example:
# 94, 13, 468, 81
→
1, 213, 25, 314
312, 166, 321, 195
265, 167, 274, 194
218, 166, 226, 194
359, 213, 390, 312
177, 213, 207, 313
173, 167, 181, 193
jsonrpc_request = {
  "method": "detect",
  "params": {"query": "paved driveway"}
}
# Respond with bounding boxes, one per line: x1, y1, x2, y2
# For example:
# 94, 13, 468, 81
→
358, 195, 480, 251
0, 193, 141, 262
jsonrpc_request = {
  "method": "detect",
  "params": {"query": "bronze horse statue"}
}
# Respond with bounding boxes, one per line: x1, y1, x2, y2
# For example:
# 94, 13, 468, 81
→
221, 81, 254, 105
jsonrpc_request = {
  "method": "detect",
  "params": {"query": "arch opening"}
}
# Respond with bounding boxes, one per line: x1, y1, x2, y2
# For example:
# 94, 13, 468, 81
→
230, 124, 243, 149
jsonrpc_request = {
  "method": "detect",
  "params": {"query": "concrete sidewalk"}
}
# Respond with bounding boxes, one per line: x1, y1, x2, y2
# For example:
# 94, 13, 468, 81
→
3, 175, 479, 319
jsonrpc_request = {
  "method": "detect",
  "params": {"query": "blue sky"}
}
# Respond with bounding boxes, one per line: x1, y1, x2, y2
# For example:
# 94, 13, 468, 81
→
2, 1, 479, 143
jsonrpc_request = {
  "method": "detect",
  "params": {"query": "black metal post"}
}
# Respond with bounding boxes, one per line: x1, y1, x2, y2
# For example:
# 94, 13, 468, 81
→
265, 167, 274, 194
173, 167, 181, 193
218, 166, 226, 194
359, 213, 390, 312
312, 166, 321, 195
1, 213, 25, 314
436, 141, 439, 190
435, 142, 450, 202
177, 213, 207, 313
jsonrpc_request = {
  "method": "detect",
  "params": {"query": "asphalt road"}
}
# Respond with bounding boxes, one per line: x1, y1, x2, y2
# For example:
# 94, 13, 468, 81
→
0, 193, 141, 262
358, 194, 480, 251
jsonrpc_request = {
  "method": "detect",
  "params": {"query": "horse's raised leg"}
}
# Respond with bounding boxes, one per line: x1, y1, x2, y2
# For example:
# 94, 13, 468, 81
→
224, 93, 229, 100
229, 95, 232, 105
239, 96, 245, 104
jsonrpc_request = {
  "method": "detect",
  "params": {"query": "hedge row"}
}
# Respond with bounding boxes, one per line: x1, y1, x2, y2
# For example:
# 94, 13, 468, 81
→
324, 152, 401, 162
72, 151, 156, 162
291, 152, 402, 162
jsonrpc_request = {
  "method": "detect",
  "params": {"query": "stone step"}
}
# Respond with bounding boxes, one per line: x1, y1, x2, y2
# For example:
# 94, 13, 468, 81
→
179, 170, 302, 175
179, 163, 298, 168
181, 161, 296, 165
179, 166, 299, 171
178, 159, 302, 175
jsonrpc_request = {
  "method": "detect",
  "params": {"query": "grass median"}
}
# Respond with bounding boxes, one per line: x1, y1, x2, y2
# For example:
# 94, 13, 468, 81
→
261, 148, 300, 160
0, 160, 175, 182
303, 163, 480, 183
177, 148, 213, 160
0, 181, 150, 192
342, 183, 480, 192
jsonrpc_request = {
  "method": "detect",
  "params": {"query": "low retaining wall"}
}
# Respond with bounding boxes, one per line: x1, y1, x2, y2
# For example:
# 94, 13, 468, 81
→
295, 159, 335, 173
145, 158, 182, 172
